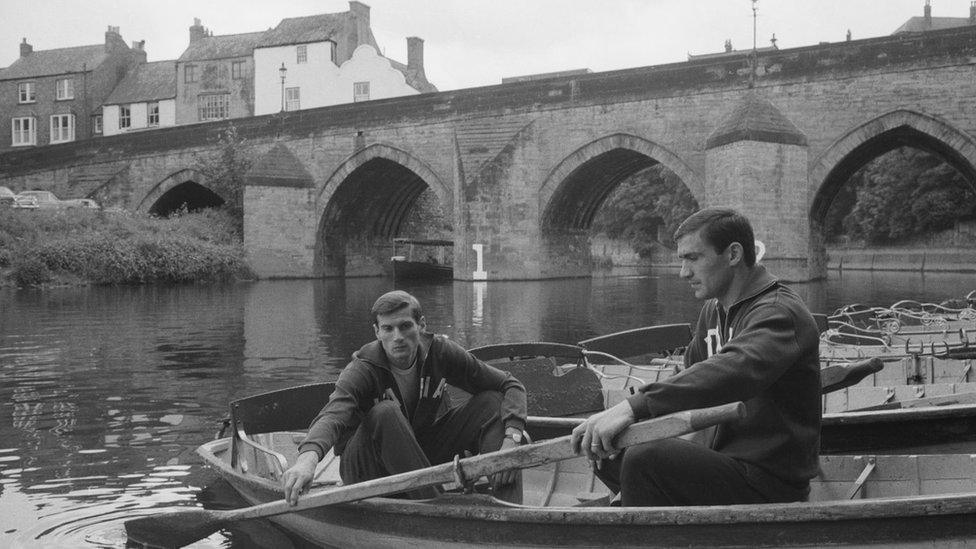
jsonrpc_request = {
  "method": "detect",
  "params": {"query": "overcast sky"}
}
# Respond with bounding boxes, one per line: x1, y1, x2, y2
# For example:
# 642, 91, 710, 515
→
0, 1, 969, 91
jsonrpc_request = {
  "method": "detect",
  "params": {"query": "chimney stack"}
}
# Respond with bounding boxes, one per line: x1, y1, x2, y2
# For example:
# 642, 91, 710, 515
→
924, 0, 932, 25
20, 38, 32, 57
349, 1, 371, 44
407, 36, 425, 74
970, 1, 975, 23
724, 39, 733, 53
189, 18, 207, 43
105, 26, 126, 52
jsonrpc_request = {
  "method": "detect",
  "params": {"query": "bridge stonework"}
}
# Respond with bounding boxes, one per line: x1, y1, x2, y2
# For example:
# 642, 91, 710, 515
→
3, 27, 976, 282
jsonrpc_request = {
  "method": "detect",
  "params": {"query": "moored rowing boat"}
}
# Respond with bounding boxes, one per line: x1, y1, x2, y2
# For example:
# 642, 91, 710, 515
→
196, 383, 976, 548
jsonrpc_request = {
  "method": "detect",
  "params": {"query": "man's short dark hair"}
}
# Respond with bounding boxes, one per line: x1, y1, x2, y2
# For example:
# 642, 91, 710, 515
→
370, 290, 423, 325
674, 208, 756, 266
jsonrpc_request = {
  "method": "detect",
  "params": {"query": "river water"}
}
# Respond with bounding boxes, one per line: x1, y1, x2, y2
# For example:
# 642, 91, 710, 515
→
1, 268, 973, 548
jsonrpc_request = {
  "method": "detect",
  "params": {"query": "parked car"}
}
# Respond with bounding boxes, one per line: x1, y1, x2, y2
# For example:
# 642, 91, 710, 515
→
12, 194, 38, 209
0, 186, 14, 207
62, 198, 100, 209
16, 190, 65, 210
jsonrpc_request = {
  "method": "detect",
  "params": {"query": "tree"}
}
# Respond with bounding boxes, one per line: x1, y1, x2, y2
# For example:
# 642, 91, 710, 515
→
832, 147, 976, 244
591, 164, 698, 254
195, 124, 252, 229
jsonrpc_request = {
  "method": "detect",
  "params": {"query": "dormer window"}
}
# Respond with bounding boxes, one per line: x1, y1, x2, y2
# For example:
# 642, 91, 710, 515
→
297, 44, 307, 64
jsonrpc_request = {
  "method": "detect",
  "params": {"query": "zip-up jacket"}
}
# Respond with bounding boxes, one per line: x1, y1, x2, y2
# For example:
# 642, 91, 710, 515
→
299, 332, 527, 460
626, 265, 821, 490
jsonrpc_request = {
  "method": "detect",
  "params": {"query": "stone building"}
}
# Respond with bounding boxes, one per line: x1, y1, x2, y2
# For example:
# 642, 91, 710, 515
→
253, 1, 436, 115
0, 27, 145, 151
102, 60, 177, 136
175, 19, 265, 124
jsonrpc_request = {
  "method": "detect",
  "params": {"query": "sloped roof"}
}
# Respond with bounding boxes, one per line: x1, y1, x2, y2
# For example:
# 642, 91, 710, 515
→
257, 13, 346, 47
245, 142, 314, 188
893, 16, 973, 34
104, 60, 176, 104
388, 59, 438, 93
705, 92, 807, 149
1, 44, 107, 80
179, 31, 266, 62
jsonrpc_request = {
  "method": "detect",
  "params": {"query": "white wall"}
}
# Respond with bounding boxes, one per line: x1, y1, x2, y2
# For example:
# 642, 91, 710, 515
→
254, 44, 419, 115
102, 99, 176, 136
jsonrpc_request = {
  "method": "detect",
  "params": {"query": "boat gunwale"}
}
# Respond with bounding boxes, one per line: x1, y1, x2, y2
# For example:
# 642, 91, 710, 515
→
197, 437, 976, 527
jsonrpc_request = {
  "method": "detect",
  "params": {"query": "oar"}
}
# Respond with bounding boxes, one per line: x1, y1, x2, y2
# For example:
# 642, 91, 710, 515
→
125, 401, 745, 548
527, 358, 883, 430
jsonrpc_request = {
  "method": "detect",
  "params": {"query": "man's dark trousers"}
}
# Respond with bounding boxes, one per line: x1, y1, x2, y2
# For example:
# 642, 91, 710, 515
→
339, 391, 508, 499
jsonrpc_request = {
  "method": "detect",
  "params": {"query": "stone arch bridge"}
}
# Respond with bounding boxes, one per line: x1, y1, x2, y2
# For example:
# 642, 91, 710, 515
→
3, 26, 976, 281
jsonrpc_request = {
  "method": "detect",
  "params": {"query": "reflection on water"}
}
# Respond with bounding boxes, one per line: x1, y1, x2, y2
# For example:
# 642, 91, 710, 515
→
0, 269, 972, 547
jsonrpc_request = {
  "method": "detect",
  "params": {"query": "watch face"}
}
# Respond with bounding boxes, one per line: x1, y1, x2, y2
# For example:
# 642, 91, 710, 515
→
510, 432, 522, 443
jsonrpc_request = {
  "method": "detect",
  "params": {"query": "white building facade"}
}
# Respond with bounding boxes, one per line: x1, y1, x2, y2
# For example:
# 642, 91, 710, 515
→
254, 44, 428, 115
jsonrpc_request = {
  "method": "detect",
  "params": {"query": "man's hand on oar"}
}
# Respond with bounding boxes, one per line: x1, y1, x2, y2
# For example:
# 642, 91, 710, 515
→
281, 450, 319, 506
571, 401, 635, 461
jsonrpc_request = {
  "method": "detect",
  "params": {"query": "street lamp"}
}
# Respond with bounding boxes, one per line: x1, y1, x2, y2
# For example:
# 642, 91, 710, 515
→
279, 62, 287, 111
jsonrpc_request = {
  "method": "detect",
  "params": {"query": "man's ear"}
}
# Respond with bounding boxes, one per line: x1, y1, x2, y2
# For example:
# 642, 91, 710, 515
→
419, 316, 427, 331
727, 242, 744, 266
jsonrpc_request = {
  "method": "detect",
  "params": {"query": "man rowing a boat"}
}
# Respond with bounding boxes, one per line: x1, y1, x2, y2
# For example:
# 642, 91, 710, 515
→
282, 290, 528, 503
572, 208, 821, 506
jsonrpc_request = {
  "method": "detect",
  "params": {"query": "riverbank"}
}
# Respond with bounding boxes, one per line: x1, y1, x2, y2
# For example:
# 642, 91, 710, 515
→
0, 207, 252, 288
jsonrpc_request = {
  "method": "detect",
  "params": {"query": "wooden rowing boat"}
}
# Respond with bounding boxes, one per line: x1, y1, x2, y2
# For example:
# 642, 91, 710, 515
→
196, 382, 976, 548
500, 325, 976, 454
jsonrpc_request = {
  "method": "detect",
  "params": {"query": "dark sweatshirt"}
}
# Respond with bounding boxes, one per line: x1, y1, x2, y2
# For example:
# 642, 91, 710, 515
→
626, 265, 821, 489
299, 332, 527, 460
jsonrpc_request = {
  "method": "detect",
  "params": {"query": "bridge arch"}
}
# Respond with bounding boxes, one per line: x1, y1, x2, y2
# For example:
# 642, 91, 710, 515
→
808, 109, 976, 277
539, 133, 702, 231
314, 143, 451, 277
137, 168, 224, 215
810, 109, 976, 223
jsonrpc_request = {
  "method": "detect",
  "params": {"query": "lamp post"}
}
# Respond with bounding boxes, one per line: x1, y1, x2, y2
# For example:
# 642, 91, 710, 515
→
279, 62, 287, 111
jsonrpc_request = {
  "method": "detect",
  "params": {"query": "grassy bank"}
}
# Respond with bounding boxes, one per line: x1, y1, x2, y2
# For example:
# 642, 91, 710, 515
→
0, 207, 252, 288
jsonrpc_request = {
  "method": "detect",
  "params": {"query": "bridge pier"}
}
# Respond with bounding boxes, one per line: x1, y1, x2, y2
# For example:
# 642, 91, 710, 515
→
703, 93, 816, 282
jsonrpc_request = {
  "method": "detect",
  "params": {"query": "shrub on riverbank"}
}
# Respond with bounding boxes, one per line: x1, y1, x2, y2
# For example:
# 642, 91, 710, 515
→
0, 207, 252, 287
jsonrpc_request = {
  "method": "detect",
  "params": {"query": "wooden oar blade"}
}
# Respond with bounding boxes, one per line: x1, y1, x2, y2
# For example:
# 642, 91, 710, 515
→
125, 508, 223, 549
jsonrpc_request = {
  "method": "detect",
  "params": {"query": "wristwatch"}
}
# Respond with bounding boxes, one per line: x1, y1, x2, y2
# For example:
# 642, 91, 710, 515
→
507, 431, 523, 444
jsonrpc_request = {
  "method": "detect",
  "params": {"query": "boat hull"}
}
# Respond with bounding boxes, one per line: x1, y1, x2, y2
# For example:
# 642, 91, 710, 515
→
199, 438, 976, 548
392, 259, 453, 280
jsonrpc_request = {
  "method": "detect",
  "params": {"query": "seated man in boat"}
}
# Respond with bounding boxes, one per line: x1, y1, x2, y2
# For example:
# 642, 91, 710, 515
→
572, 208, 821, 506
282, 290, 527, 503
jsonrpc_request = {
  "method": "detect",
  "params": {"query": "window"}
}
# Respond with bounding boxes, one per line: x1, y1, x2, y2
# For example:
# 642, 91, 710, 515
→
231, 60, 245, 80
56, 78, 74, 100
92, 115, 103, 135
353, 81, 370, 102
50, 114, 75, 143
147, 102, 159, 126
296, 44, 307, 64
198, 94, 230, 121
329, 41, 337, 64
119, 105, 131, 129
184, 65, 197, 83
285, 87, 300, 111
11, 117, 36, 146
18, 82, 35, 103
